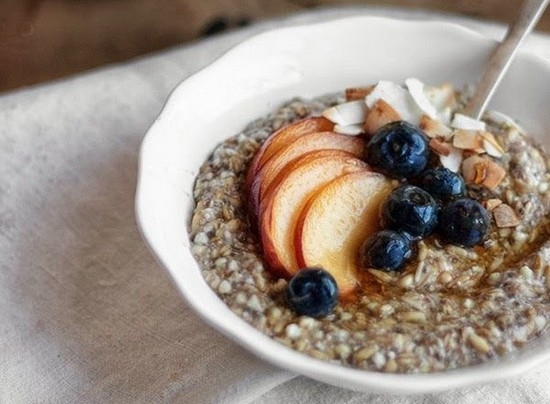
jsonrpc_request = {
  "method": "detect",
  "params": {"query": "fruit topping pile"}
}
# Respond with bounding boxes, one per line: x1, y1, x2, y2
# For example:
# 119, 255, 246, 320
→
246, 79, 513, 318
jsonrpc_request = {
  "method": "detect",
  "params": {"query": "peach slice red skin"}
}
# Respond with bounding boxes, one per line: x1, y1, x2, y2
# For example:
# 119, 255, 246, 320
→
245, 116, 334, 191
259, 150, 369, 278
249, 131, 365, 221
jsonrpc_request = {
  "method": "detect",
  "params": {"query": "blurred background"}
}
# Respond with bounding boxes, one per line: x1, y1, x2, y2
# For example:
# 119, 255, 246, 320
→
1, 0, 549, 93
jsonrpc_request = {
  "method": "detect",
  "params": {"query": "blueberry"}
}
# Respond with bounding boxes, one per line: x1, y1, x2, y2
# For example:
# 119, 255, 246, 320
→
417, 167, 466, 203
286, 268, 339, 318
382, 185, 438, 239
360, 230, 412, 272
439, 198, 490, 247
364, 121, 430, 179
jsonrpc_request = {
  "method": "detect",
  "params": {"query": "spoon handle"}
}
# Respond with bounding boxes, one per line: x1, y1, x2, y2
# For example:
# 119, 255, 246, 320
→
464, 0, 549, 119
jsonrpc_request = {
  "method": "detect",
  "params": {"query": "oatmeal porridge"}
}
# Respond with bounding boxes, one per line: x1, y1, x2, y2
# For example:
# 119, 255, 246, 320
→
189, 80, 550, 373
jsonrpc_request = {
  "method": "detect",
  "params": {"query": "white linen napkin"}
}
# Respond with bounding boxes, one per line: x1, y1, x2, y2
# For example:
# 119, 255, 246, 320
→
2, 6, 550, 403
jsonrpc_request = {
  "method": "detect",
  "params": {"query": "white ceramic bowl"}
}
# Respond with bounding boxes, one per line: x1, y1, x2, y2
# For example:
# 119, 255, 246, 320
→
136, 16, 550, 394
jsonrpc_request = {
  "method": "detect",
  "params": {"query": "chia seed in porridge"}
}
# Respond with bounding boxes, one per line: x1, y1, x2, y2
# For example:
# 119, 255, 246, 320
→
189, 81, 550, 373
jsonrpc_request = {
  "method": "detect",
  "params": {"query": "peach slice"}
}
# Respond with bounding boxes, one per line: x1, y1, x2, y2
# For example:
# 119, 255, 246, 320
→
295, 171, 394, 296
259, 150, 369, 278
245, 116, 334, 190
249, 131, 365, 218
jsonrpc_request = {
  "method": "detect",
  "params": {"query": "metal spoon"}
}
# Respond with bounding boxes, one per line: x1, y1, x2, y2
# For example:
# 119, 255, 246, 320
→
464, 0, 549, 120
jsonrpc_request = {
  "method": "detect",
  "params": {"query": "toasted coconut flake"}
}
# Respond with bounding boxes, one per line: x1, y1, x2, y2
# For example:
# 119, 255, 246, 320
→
345, 85, 375, 101
451, 113, 486, 131
334, 123, 364, 136
439, 143, 463, 172
406, 78, 438, 119
419, 115, 453, 139
475, 164, 487, 183
484, 198, 503, 211
462, 155, 506, 190
461, 155, 486, 184
453, 130, 484, 152
322, 100, 367, 126
481, 131, 505, 158
363, 99, 401, 135
429, 138, 451, 156
483, 162, 506, 190
493, 203, 521, 228
366, 80, 422, 125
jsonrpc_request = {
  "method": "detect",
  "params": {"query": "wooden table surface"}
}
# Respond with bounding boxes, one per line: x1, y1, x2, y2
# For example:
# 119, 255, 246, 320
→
1, 0, 549, 93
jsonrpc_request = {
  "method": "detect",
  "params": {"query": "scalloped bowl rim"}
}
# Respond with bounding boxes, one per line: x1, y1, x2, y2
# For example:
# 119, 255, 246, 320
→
136, 16, 550, 394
